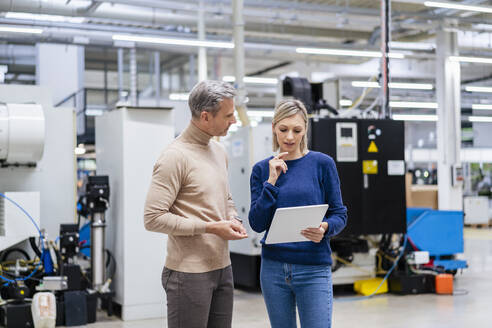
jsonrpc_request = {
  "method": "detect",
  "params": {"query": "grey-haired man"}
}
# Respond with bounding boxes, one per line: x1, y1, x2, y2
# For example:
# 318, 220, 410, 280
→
144, 80, 247, 328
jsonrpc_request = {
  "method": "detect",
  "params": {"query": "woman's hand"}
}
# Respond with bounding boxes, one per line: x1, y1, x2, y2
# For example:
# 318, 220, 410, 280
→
301, 222, 329, 243
267, 152, 289, 186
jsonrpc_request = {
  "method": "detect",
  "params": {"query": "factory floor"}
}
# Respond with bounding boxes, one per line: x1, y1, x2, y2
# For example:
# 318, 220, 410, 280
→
86, 227, 492, 328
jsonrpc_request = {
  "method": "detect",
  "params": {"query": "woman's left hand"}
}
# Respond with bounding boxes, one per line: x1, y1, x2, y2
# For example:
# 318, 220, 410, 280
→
301, 222, 328, 243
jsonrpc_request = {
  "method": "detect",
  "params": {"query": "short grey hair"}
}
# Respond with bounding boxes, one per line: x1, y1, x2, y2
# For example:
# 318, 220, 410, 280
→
188, 80, 236, 118
272, 99, 309, 154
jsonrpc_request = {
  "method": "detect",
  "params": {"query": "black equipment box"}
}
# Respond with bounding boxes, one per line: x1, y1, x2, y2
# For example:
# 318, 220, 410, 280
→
310, 118, 407, 235
389, 274, 435, 294
0, 303, 33, 328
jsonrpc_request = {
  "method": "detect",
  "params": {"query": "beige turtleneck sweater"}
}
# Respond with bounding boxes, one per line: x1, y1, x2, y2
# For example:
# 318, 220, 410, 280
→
144, 122, 238, 273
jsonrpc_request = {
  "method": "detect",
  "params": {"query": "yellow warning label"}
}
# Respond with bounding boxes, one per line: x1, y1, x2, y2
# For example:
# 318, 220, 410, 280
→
368, 141, 378, 153
363, 160, 378, 174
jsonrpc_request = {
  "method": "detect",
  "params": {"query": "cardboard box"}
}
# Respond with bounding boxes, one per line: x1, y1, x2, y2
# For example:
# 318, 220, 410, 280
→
405, 173, 438, 209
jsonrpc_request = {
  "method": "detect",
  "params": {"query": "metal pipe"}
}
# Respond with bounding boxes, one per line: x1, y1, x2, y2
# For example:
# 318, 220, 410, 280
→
233, 0, 250, 126
130, 47, 137, 106
91, 213, 106, 291
198, 0, 207, 82
189, 54, 196, 89
154, 51, 161, 106
380, 0, 390, 119
117, 48, 124, 101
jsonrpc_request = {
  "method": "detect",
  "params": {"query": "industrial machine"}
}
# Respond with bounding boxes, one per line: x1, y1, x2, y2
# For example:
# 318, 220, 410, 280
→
0, 85, 116, 327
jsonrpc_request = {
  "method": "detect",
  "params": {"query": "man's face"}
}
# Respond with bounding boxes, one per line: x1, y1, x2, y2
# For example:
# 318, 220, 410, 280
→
204, 98, 237, 137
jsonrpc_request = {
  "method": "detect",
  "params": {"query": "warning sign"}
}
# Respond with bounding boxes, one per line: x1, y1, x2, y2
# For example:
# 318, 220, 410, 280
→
368, 141, 378, 153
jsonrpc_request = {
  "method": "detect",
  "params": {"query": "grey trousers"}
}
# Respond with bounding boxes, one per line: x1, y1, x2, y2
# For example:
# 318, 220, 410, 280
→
161, 265, 234, 328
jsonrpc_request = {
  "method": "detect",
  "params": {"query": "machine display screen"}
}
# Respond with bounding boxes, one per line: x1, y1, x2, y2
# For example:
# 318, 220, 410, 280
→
341, 127, 353, 137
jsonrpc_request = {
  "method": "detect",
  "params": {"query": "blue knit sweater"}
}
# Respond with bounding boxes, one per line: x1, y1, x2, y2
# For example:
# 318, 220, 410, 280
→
249, 151, 347, 265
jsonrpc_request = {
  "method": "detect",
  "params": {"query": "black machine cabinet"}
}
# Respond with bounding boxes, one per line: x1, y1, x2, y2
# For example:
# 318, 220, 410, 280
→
310, 118, 407, 235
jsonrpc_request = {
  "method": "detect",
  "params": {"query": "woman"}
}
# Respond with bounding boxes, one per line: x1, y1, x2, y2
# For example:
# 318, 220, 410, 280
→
249, 99, 347, 328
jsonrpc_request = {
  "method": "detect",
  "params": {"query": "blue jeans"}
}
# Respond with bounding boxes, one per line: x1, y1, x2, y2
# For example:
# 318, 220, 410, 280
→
260, 257, 333, 328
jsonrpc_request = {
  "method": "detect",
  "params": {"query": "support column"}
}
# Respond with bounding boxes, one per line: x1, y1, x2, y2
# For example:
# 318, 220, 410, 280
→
198, 0, 207, 81
436, 29, 462, 210
36, 43, 84, 133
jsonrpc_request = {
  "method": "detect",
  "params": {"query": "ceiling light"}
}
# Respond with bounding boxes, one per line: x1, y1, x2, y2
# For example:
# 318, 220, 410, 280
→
471, 104, 492, 110
390, 82, 433, 90
296, 47, 405, 59
169, 93, 189, 101
0, 26, 43, 34
112, 34, 234, 49
469, 116, 492, 122
424, 1, 492, 14
247, 110, 274, 118
389, 41, 435, 51
339, 99, 353, 107
465, 86, 492, 93
6, 12, 85, 23
351, 81, 380, 88
450, 56, 492, 64
392, 114, 438, 122
223, 76, 278, 85
351, 81, 433, 90
389, 101, 438, 109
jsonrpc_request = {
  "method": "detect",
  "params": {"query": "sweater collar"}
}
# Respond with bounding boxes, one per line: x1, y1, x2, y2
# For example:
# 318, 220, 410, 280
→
181, 122, 213, 146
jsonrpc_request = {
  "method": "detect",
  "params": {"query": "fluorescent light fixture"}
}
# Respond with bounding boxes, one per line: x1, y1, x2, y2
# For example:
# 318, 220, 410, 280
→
351, 81, 433, 90
450, 56, 492, 64
424, 1, 492, 14
472, 104, 492, 110
222, 76, 278, 85
389, 101, 438, 109
296, 47, 404, 59
339, 99, 353, 107
0, 26, 43, 34
469, 116, 492, 122
74, 147, 86, 155
465, 86, 492, 93
6, 12, 85, 23
351, 81, 380, 88
247, 110, 274, 118
390, 82, 433, 90
85, 108, 103, 116
169, 93, 189, 101
392, 114, 438, 121
112, 34, 234, 49
389, 41, 435, 51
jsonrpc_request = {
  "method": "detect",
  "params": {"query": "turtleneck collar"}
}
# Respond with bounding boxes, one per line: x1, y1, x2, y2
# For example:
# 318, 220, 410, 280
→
180, 121, 213, 146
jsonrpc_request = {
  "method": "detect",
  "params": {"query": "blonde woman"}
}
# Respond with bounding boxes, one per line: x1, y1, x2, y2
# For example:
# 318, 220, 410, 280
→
249, 99, 347, 328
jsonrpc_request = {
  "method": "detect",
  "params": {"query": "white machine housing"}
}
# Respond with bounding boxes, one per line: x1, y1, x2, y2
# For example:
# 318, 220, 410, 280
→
0, 103, 45, 165
0, 85, 76, 249
96, 105, 173, 321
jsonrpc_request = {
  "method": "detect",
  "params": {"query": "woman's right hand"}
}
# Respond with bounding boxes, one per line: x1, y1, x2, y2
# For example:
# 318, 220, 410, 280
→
267, 152, 289, 186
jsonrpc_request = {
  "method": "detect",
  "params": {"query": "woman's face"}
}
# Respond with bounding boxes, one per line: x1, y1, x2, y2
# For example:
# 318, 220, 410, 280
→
273, 113, 306, 154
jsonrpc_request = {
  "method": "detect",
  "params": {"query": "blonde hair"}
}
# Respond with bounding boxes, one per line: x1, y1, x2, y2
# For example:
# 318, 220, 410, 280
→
272, 99, 309, 154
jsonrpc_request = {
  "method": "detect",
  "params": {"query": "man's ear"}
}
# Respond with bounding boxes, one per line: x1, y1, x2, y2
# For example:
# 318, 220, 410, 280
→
200, 111, 209, 122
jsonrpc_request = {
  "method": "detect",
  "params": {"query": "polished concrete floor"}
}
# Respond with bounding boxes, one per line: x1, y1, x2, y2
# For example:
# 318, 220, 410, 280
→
86, 228, 492, 328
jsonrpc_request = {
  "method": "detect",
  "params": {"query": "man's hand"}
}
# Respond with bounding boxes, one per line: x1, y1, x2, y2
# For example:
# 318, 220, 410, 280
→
206, 221, 248, 240
301, 222, 328, 243
232, 218, 248, 236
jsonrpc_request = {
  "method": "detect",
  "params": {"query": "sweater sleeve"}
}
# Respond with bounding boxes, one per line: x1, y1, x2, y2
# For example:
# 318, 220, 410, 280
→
248, 163, 279, 233
323, 157, 348, 237
143, 148, 207, 236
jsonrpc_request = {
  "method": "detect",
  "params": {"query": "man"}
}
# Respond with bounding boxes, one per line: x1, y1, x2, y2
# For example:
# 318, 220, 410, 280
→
144, 80, 247, 328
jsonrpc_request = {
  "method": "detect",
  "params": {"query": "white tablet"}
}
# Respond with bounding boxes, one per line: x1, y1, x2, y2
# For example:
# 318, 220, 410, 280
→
265, 204, 329, 244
